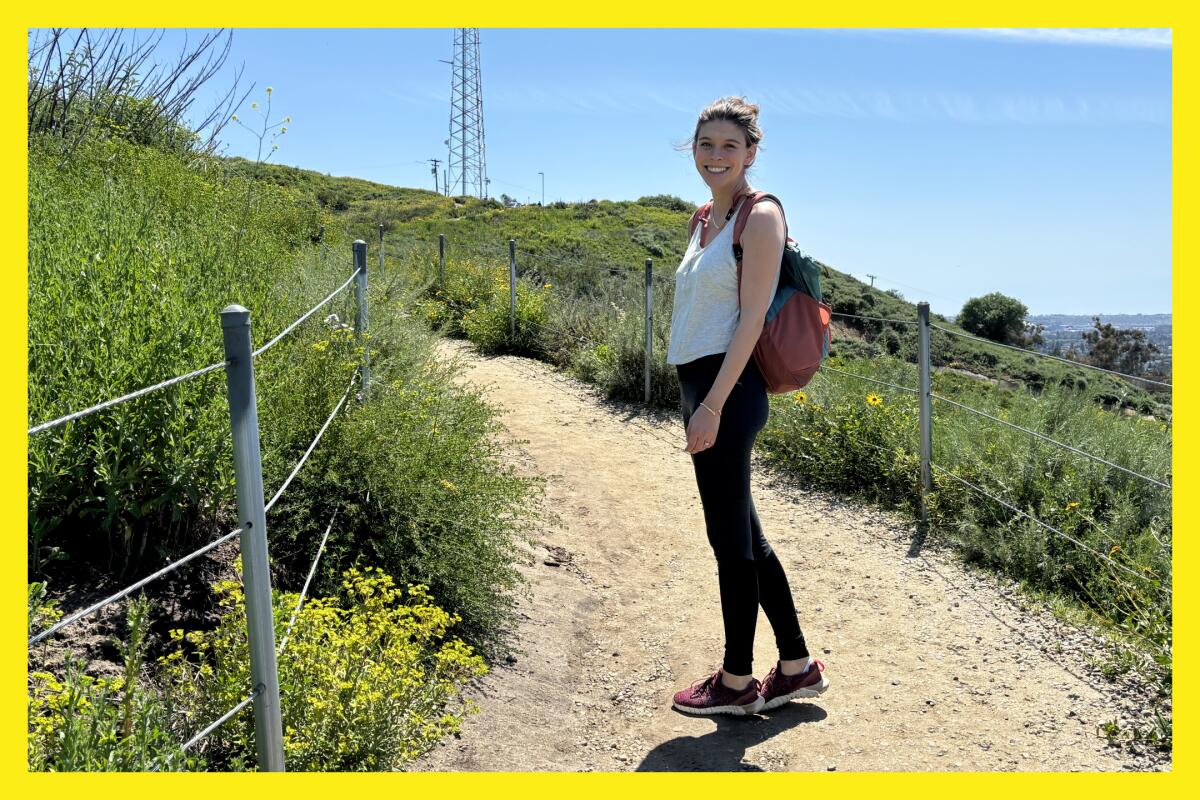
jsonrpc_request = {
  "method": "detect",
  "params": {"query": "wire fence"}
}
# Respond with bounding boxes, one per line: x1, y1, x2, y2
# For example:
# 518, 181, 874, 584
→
28, 238, 375, 771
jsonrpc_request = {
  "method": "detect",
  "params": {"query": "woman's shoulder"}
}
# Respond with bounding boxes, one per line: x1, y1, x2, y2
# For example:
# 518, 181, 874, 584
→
743, 193, 786, 232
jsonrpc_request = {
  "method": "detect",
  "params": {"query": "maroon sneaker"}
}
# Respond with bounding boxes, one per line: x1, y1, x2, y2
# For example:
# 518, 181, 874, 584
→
672, 669, 765, 716
759, 659, 829, 710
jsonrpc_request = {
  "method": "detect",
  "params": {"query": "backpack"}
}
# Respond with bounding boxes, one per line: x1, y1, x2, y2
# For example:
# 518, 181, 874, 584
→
688, 191, 832, 393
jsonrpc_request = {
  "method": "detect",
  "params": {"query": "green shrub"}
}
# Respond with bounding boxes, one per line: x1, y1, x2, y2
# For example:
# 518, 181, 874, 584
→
460, 269, 550, 355
267, 305, 544, 658
27, 132, 334, 575
759, 363, 921, 509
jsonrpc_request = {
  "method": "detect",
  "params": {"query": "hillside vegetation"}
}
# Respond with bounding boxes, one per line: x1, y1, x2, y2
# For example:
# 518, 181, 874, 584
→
27, 131, 544, 769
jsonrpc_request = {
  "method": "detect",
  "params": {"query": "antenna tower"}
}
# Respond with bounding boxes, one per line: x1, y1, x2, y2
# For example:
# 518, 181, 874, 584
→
445, 29, 488, 199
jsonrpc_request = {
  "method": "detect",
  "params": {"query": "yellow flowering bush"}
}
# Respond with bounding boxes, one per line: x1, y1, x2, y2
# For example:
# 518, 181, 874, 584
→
161, 567, 487, 771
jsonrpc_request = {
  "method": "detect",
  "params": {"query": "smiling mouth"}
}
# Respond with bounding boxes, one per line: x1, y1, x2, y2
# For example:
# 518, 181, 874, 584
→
705, 166, 729, 174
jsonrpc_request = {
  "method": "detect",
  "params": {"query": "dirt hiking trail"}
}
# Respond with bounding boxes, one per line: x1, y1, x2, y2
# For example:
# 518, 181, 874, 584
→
411, 337, 1170, 773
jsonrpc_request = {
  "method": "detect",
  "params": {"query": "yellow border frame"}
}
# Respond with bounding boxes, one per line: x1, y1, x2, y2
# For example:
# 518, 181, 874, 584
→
4, 7, 1186, 796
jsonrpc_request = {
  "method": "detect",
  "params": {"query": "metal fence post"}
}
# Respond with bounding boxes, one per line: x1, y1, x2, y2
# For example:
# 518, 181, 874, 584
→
353, 240, 370, 398
378, 224, 385, 274
917, 302, 933, 520
644, 258, 653, 404
438, 233, 446, 290
219, 305, 286, 772
509, 239, 517, 341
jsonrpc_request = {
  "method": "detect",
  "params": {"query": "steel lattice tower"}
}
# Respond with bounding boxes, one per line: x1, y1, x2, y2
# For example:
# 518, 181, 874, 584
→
446, 29, 488, 199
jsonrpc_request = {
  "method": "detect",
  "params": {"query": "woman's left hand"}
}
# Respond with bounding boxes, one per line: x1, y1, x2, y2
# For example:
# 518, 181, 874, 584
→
684, 409, 721, 454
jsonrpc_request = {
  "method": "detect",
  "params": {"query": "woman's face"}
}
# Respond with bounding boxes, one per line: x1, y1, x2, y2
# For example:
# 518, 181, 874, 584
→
693, 119, 755, 193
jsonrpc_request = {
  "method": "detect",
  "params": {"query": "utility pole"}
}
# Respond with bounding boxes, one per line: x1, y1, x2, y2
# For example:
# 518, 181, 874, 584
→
442, 30, 489, 199
429, 158, 441, 194
538, 171, 544, 206
866, 273, 877, 288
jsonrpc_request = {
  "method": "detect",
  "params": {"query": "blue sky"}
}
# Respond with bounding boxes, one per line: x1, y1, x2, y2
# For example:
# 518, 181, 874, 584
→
62, 28, 1171, 316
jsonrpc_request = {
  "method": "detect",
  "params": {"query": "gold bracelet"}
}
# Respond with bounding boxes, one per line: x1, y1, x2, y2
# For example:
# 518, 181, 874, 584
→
699, 401, 721, 417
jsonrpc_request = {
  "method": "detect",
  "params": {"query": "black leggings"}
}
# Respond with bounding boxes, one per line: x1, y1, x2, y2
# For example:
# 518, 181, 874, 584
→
677, 352, 809, 676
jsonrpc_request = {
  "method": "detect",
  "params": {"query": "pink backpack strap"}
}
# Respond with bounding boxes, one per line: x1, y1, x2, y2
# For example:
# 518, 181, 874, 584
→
731, 191, 788, 246
688, 202, 713, 239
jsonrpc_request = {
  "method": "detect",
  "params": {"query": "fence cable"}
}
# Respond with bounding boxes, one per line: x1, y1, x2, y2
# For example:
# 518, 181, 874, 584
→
930, 463, 1171, 597
264, 369, 358, 514
28, 359, 229, 437
931, 392, 1170, 490
180, 685, 262, 753
806, 372, 921, 462
28, 526, 244, 645
277, 508, 338, 657
252, 269, 362, 358
820, 365, 919, 395
931, 323, 1172, 389
524, 317, 604, 350
830, 312, 918, 326
29, 269, 364, 437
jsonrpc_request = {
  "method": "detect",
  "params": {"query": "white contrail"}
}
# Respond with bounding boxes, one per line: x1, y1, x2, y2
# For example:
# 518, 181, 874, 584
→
754, 28, 1171, 49
884, 28, 1171, 49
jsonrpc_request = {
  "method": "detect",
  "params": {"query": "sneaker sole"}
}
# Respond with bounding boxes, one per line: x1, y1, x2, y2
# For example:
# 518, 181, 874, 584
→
672, 694, 766, 716
759, 674, 829, 711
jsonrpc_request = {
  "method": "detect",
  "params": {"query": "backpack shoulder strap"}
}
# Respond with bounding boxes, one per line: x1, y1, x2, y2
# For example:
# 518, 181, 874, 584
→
731, 192, 787, 247
687, 202, 712, 239
731, 192, 789, 264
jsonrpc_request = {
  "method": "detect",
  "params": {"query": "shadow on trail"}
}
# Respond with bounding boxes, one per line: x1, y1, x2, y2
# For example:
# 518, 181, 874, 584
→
635, 702, 828, 772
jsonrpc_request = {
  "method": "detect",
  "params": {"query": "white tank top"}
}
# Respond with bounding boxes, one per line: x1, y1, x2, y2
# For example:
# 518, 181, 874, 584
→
666, 198, 779, 365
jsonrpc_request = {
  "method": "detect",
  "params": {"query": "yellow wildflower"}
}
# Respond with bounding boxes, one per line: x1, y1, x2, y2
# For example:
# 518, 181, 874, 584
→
251, 101, 258, 109
544, 283, 552, 288
1065, 501, 1080, 511
866, 393, 883, 407
1110, 545, 1121, 555
266, 86, 273, 94
793, 390, 807, 404
440, 479, 456, 491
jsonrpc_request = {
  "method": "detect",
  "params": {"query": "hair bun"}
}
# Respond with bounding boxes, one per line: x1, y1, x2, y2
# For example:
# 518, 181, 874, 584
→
689, 96, 765, 149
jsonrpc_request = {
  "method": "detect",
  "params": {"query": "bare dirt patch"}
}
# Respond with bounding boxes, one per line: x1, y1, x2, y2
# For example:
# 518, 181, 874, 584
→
409, 336, 1170, 773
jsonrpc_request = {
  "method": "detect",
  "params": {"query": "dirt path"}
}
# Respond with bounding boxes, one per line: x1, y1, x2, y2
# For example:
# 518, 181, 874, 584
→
410, 337, 1170, 773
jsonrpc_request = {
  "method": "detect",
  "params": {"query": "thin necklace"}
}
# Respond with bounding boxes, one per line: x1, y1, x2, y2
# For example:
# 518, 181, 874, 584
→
705, 187, 751, 236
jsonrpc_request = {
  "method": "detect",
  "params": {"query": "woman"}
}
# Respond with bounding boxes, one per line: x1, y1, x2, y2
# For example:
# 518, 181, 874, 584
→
667, 97, 829, 716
